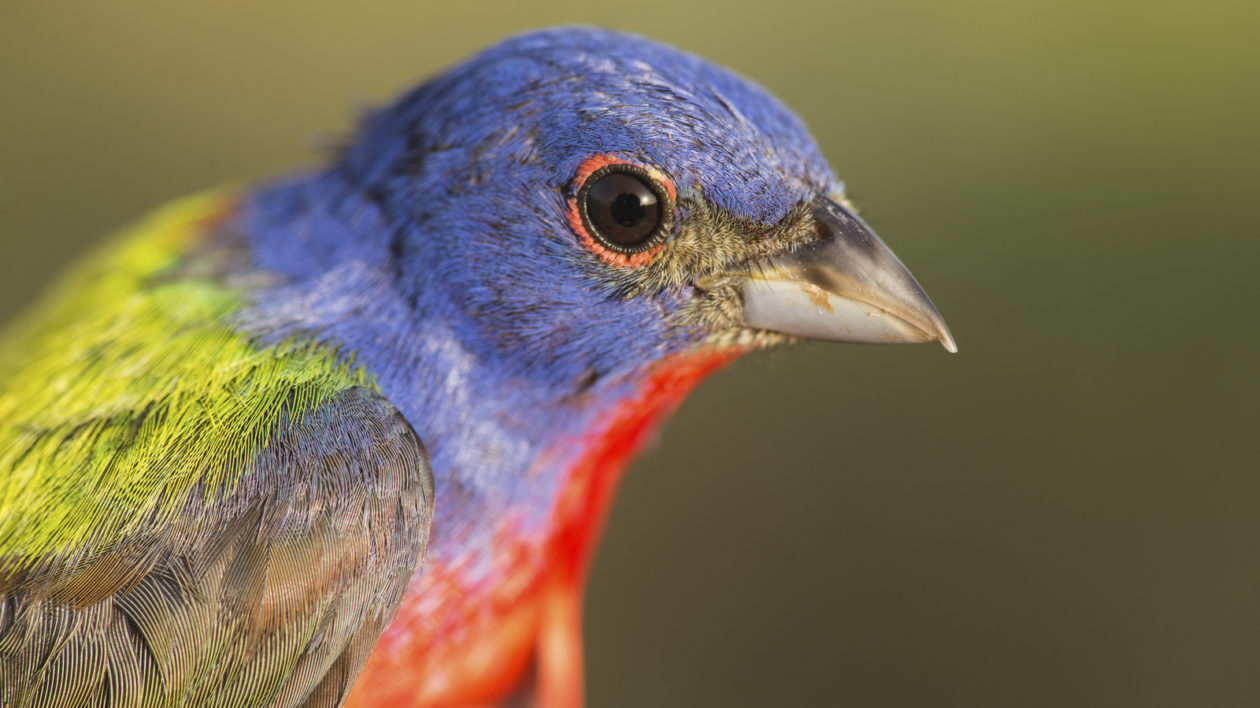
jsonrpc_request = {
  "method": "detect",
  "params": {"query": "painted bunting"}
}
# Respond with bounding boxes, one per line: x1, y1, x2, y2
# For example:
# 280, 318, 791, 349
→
0, 27, 954, 708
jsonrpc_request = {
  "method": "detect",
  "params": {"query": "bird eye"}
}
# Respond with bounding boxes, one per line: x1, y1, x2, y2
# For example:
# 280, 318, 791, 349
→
579, 166, 669, 253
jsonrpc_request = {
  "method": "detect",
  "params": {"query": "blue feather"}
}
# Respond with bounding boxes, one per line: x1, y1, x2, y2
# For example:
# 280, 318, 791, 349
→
238, 27, 837, 566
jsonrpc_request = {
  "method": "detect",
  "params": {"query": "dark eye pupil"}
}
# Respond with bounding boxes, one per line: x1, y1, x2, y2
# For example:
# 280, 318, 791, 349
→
610, 192, 645, 226
585, 171, 662, 248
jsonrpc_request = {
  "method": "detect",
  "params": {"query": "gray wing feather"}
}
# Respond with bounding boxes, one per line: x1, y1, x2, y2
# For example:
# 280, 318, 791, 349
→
0, 387, 434, 708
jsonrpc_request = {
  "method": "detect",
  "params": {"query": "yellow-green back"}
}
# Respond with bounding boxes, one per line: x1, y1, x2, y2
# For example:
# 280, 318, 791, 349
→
0, 193, 372, 573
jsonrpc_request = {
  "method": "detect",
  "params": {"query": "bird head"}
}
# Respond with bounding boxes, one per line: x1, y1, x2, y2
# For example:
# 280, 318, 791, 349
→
235, 31, 959, 699
321, 27, 954, 398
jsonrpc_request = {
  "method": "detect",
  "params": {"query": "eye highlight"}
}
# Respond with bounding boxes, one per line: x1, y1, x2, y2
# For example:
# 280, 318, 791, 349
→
567, 156, 676, 268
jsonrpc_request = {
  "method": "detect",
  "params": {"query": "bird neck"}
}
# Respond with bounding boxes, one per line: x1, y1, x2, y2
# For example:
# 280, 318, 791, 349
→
236, 175, 747, 705
237, 176, 738, 588
357, 346, 741, 708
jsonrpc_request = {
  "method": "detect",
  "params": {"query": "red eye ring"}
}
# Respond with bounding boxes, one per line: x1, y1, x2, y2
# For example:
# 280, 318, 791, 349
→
566, 154, 676, 268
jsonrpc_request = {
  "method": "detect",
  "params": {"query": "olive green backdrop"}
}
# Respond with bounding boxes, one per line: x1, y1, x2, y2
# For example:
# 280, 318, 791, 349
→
2, 2, 1257, 706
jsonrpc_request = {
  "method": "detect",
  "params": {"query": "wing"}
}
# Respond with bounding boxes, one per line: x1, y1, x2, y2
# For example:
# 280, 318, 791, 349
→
0, 387, 433, 708
0, 194, 435, 706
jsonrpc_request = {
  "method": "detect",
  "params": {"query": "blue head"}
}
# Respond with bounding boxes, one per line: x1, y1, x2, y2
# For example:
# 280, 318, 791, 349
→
325, 28, 837, 385
240, 27, 952, 549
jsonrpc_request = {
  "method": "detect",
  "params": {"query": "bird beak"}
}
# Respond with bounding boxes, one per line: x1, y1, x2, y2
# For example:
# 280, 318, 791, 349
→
739, 196, 957, 352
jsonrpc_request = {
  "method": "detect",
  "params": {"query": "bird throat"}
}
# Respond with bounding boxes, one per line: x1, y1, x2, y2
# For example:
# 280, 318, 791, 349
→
346, 347, 743, 708
233, 180, 746, 706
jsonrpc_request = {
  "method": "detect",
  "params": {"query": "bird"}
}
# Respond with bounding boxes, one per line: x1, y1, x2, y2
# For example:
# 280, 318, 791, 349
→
0, 27, 955, 708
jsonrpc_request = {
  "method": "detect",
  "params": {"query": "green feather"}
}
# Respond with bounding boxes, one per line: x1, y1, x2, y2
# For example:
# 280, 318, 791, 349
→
0, 192, 372, 572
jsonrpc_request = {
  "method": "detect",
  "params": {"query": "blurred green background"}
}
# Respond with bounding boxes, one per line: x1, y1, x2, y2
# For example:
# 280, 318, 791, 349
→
2, 1, 1258, 706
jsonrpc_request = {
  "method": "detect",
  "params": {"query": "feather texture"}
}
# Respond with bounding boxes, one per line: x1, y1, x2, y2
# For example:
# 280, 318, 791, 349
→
0, 196, 434, 706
